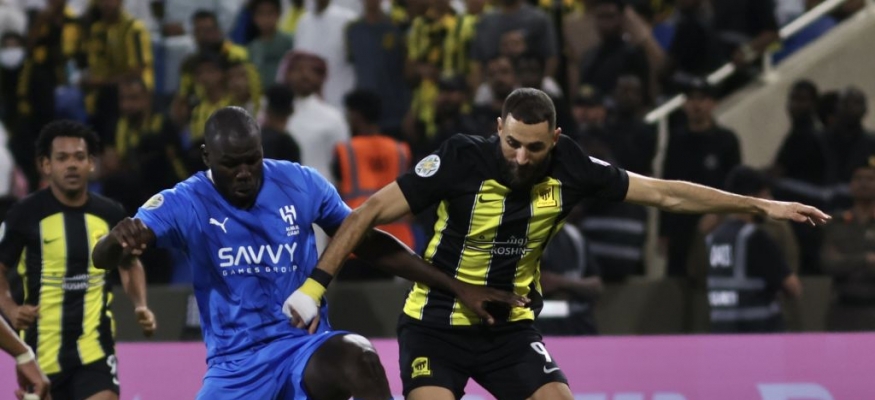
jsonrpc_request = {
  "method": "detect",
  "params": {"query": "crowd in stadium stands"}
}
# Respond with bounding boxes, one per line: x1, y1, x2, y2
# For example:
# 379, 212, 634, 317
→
0, 0, 873, 334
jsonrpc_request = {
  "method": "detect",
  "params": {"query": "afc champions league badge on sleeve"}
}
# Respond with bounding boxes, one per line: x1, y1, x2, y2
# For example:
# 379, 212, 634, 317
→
143, 194, 164, 210
415, 155, 441, 178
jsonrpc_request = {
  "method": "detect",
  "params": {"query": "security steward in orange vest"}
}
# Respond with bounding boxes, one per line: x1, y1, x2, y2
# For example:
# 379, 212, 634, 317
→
333, 89, 416, 280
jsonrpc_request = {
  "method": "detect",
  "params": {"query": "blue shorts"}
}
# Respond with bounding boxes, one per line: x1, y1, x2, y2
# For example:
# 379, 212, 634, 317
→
197, 331, 348, 400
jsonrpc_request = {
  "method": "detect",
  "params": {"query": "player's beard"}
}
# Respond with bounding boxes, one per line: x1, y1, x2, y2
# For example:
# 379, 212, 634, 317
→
499, 154, 551, 191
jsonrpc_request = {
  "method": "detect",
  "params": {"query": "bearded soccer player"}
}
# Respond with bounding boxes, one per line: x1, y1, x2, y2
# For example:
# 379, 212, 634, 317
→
91, 107, 524, 400
290, 88, 830, 400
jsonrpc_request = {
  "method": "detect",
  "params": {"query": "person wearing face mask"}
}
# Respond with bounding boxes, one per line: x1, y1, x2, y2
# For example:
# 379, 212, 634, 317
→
0, 32, 25, 128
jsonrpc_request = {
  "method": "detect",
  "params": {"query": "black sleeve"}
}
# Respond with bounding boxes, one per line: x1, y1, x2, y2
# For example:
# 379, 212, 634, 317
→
747, 229, 791, 287
106, 199, 130, 224
396, 135, 472, 215
562, 136, 629, 202
0, 202, 27, 268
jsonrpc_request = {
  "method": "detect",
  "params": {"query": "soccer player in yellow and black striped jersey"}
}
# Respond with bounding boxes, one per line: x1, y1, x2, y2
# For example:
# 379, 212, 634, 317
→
0, 121, 156, 400
294, 88, 832, 400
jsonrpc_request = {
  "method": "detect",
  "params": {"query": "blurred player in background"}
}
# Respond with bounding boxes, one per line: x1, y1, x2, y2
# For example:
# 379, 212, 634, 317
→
295, 88, 830, 400
92, 107, 523, 400
0, 121, 156, 400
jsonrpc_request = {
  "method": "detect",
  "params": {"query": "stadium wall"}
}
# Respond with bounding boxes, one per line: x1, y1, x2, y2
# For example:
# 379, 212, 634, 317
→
1, 334, 870, 399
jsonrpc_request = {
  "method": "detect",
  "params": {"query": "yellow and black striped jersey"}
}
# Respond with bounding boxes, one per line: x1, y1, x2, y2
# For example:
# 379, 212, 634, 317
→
0, 190, 126, 375
396, 134, 628, 327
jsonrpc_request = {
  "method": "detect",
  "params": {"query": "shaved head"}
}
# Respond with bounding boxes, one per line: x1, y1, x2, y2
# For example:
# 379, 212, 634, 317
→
202, 107, 264, 208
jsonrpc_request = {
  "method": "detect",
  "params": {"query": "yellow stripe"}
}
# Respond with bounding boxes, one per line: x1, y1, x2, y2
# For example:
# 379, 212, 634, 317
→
78, 214, 109, 366
450, 180, 507, 325
509, 178, 564, 322
38, 214, 66, 375
403, 200, 450, 320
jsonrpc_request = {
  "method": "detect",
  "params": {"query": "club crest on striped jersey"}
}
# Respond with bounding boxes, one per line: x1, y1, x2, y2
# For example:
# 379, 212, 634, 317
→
415, 155, 441, 178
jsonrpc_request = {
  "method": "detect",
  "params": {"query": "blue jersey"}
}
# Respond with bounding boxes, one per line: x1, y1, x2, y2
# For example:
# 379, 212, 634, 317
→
135, 160, 351, 362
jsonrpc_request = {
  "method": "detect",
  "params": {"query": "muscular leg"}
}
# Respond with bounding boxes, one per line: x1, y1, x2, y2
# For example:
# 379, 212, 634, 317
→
407, 387, 456, 400
527, 382, 573, 400
303, 334, 391, 400
83, 390, 118, 400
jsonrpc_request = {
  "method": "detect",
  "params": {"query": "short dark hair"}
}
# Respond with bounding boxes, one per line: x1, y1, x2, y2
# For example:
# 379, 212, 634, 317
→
249, 0, 282, 12
594, 0, 625, 10
35, 120, 100, 159
725, 166, 770, 197
344, 89, 382, 124
192, 9, 219, 25
193, 51, 227, 71
265, 84, 294, 116
791, 79, 819, 100
205, 106, 260, 143
118, 76, 149, 93
501, 88, 556, 130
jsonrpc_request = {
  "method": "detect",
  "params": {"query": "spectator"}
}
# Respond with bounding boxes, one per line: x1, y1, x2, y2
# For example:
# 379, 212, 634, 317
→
825, 87, 875, 184
563, 0, 600, 95
84, 0, 154, 144
471, 55, 517, 135
711, 0, 779, 67
822, 156, 875, 331
444, 0, 487, 83
333, 89, 415, 281
706, 166, 802, 333
578, 0, 650, 101
603, 74, 656, 175
0, 32, 24, 132
293, 0, 357, 108
163, 0, 244, 36
281, 51, 350, 182
661, 0, 724, 89
536, 218, 603, 336
227, 61, 259, 115
404, 0, 458, 142
178, 10, 260, 107
247, 0, 294, 90
407, 75, 478, 159
773, 0, 837, 63
15, 0, 83, 188
470, 0, 558, 88
346, 0, 411, 137
570, 85, 607, 140
514, 55, 573, 134
660, 80, 741, 276
280, 0, 307, 34
260, 84, 301, 163
101, 77, 187, 214
771, 80, 830, 275
188, 52, 232, 145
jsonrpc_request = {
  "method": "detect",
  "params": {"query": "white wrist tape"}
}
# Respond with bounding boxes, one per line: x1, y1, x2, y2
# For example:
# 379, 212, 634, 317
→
15, 347, 34, 365
283, 290, 319, 325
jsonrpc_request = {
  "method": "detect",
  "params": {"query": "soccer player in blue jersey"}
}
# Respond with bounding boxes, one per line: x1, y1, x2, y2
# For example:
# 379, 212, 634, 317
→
91, 107, 525, 400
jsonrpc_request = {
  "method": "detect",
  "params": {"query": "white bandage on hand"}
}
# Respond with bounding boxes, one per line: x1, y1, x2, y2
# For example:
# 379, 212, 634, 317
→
283, 290, 319, 325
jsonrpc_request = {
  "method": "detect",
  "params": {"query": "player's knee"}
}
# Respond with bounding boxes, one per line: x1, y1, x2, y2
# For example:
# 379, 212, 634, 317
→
341, 334, 389, 396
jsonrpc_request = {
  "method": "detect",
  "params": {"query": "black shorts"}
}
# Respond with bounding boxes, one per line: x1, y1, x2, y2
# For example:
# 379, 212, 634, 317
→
398, 315, 567, 400
49, 355, 120, 400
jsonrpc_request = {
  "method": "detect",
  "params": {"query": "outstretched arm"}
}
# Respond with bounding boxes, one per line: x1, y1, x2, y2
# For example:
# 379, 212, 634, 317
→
119, 257, 156, 337
286, 182, 529, 331
624, 172, 831, 224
